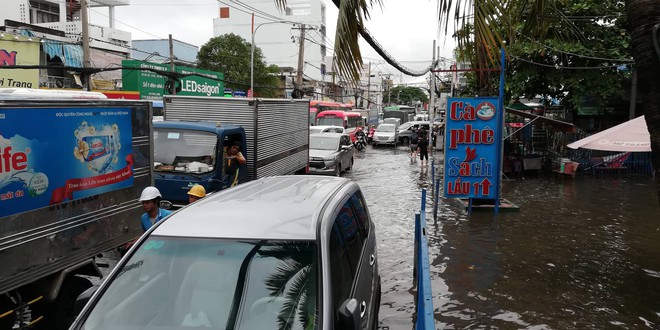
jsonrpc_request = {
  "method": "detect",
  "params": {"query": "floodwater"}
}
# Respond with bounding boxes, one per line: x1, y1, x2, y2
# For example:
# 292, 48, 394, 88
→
343, 145, 660, 329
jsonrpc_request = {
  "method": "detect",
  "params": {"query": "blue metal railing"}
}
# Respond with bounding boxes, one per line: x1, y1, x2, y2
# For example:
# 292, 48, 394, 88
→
414, 189, 435, 330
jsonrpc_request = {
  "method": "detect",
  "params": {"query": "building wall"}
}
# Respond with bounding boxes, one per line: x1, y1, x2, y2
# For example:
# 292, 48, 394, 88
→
132, 39, 199, 64
212, 0, 327, 82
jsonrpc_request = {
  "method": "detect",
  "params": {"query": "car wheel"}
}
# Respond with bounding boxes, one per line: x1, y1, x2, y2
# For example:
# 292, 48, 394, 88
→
402, 137, 409, 145
371, 280, 382, 330
335, 164, 341, 177
346, 157, 354, 171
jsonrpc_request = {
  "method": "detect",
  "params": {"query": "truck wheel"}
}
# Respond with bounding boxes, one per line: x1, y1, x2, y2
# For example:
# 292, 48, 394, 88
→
335, 164, 341, 177
47, 276, 93, 330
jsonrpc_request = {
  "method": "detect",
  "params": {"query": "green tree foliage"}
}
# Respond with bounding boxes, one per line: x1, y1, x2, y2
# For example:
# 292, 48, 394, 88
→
197, 33, 280, 97
383, 86, 428, 106
506, 0, 631, 111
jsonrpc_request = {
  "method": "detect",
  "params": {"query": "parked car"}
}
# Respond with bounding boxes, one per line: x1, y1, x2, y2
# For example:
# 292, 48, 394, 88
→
71, 176, 380, 330
382, 118, 401, 130
308, 133, 354, 176
310, 125, 346, 134
372, 123, 399, 147
398, 121, 431, 144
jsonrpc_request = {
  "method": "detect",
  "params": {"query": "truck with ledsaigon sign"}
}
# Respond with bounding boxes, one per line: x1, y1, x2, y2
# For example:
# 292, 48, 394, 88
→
443, 97, 503, 199
0, 93, 154, 329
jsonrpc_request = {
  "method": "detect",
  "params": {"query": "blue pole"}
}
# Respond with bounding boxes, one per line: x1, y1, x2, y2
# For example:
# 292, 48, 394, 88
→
421, 188, 427, 213
433, 178, 440, 221
495, 46, 506, 215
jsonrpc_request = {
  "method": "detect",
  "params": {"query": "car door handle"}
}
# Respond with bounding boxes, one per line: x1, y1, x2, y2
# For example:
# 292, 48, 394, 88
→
369, 254, 375, 266
360, 301, 366, 318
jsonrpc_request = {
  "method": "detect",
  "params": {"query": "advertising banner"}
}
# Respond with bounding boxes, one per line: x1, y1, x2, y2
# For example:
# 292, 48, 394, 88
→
0, 108, 134, 218
0, 37, 40, 89
443, 97, 502, 199
121, 60, 224, 100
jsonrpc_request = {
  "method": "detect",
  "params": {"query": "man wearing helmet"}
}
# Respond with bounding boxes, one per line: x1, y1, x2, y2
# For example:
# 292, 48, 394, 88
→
139, 186, 172, 232
187, 184, 206, 204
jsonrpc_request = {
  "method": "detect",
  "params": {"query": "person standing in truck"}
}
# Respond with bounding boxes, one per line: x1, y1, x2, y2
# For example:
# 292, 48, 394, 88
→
139, 186, 172, 232
223, 140, 247, 187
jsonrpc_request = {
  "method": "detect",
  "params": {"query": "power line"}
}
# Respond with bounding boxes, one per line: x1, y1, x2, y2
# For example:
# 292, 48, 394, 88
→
510, 55, 627, 70
523, 36, 634, 63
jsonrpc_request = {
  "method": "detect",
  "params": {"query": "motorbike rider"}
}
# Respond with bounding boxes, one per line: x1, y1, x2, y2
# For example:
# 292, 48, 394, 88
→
367, 125, 376, 144
354, 127, 367, 150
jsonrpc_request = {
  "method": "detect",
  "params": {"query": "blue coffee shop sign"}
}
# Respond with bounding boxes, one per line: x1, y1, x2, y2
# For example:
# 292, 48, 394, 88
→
443, 97, 502, 200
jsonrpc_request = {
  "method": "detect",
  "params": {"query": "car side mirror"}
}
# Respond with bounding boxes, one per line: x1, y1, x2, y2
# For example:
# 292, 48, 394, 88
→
342, 145, 351, 150
74, 284, 99, 316
338, 298, 360, 330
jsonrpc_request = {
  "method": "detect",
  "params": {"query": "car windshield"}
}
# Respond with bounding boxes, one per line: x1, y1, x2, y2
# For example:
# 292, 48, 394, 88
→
398, 122, 412, 131
154, 128, 217, 174
316, 117, 343, 127
81, 237, 317, 330
310, 136, 340, 150
378, 124, 396, 132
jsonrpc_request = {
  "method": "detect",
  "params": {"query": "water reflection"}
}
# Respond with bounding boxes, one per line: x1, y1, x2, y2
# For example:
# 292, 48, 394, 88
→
345, 146, 660, 329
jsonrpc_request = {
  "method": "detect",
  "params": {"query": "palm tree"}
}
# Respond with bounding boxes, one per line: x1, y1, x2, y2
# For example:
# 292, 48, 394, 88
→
625, 0, 660, 201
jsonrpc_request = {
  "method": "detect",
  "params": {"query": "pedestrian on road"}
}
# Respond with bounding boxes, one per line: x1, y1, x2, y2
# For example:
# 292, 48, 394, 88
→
409, 128, 419, 162
139, 186, 172, 232
417, 129, 430, 167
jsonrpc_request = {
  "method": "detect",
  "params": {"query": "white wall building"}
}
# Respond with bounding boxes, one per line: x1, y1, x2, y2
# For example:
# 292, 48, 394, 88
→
213, 0, 327, 83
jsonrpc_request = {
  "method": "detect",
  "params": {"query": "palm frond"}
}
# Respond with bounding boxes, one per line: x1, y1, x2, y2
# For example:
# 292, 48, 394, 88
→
276, 266, 312, 330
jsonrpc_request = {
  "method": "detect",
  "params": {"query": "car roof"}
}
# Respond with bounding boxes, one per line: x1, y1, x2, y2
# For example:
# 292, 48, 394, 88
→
152, 176, 350, 240
378, 123, 395, 127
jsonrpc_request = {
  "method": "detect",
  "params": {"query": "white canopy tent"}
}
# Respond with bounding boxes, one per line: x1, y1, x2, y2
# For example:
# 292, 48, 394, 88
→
567, 115, 651, 152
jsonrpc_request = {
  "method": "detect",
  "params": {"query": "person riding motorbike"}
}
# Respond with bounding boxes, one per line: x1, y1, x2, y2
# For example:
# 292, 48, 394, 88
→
367, 125, 376, 144
354, 127, 367, 151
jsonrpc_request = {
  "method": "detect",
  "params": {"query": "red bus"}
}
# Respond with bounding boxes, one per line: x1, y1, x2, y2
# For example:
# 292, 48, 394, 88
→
309, 101, 353, 125
316, 110, 364, 141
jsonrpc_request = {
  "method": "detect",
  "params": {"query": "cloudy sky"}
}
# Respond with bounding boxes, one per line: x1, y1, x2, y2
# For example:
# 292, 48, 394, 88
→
89, 0, 457, 86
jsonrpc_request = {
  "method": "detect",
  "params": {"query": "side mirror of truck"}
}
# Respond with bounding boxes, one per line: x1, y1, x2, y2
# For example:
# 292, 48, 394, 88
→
337, 298, 361, 330
74, 284, 99, 316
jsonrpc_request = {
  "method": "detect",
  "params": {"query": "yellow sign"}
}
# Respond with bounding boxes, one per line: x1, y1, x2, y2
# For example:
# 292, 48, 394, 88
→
0, 36, 40, 88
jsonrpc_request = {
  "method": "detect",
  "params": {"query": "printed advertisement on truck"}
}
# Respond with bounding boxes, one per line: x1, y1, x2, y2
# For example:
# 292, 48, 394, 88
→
0, 107, 134, 218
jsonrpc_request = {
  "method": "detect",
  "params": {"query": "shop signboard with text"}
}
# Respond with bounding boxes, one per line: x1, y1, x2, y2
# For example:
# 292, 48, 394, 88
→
121, 60, 224, 100
443, 97, 502, 199
0, 108, 134, 218
0, 36, 39, 89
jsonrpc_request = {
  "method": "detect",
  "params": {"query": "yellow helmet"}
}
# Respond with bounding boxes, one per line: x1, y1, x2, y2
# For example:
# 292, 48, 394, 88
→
187, 185, 206, 198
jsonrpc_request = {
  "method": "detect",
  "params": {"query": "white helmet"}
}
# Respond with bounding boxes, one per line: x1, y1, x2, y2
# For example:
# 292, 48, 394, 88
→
139, 186, 161, 201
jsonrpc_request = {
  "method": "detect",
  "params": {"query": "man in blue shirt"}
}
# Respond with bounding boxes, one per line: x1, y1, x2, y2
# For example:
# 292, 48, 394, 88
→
139, 186, 172, 232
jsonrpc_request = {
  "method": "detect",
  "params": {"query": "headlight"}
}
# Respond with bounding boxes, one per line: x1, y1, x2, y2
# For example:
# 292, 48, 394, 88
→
323, 157, 335, 162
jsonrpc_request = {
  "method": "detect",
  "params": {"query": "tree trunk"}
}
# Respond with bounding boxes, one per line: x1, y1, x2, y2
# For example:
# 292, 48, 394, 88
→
626, 0, 660, 202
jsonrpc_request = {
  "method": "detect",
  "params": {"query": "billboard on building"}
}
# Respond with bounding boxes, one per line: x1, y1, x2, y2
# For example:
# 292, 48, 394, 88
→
121, 60, 224, 100
0, 36, 40, 89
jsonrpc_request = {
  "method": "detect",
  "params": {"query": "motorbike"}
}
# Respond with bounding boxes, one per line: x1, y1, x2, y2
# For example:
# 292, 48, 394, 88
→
367, 128, 375, 144
355, 134, 367, 152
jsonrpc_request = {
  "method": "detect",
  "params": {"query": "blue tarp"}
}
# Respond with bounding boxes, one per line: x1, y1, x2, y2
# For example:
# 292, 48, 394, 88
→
42, 40, 83, 68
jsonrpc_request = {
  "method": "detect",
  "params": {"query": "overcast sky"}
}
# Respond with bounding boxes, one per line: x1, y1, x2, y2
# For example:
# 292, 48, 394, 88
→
89, 0, 456, 86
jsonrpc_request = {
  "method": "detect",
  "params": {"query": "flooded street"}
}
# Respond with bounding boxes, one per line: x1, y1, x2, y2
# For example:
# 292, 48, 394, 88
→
343, 145, 660, 329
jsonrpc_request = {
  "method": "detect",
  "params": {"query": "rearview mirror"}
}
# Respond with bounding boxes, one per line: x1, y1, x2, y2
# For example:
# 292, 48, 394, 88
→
338, 298, 360, 330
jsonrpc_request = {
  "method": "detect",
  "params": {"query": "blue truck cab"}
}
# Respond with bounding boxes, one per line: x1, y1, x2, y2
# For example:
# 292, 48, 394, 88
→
154, 121, 247, 208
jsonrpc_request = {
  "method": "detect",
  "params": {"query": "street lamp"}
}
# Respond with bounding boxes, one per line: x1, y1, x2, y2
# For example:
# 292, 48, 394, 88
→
251, 20, 288, 97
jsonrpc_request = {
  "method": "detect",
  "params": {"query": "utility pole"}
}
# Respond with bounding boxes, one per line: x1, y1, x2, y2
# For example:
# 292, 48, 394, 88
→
430, 40, 436, 121
169, 34, 176, 95
81, 0, 90, 90
366, 62, 371, 109
295, 24, 306, 89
